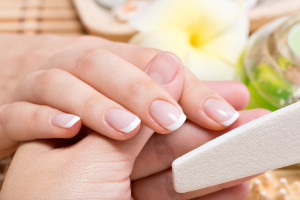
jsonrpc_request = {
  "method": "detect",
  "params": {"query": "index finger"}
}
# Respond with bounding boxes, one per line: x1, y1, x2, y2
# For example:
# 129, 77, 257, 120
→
99, 38, 245, 130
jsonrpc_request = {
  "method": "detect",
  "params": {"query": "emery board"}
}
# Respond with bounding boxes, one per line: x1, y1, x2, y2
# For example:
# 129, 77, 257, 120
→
172, 102, 300, 193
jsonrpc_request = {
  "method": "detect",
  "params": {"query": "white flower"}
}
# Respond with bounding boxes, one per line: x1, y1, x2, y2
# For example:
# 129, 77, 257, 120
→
129, 0, 249, 80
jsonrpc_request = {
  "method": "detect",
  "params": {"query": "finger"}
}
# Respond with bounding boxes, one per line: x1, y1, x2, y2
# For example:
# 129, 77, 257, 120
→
102, 40, 246, 129
73, 37, 246, 130
42, 49, 186, 134
204, 81, 249, 111
16, 69, 142, 140
74, 36, 159, 70
192, 183, 249, 200
132, 170, 251, 200
179, 70, 242, 130
69, 126, 154, 161
0, 102, 81, 157
131, 109, 271, 180
74, 37, 249, 110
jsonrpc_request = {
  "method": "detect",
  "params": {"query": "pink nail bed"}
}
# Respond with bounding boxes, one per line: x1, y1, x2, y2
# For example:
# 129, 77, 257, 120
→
204, 99, 239, 126
150, 100, 186, 131
105, 109, 141, 133
52, 113, 80, 128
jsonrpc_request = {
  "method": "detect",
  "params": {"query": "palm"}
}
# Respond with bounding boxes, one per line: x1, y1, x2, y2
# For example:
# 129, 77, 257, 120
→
1, 125, 154, 199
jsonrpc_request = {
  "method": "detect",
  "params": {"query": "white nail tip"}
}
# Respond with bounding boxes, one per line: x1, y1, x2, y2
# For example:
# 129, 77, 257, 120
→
120, 117, 141, 133
166, 112, 187, 131
64, 116, 81, 128
221, 111, 240, 126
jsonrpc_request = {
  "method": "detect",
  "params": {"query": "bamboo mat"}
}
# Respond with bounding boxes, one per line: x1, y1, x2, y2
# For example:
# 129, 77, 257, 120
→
0, 0, 84, 35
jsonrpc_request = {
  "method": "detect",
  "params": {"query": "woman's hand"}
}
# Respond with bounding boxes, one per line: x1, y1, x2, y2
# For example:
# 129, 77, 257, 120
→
0, 34, 246, 157
0, 81, 269, 200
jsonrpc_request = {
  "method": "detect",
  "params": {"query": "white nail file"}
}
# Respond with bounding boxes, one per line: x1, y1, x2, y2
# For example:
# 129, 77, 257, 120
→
172, 102, 300, 193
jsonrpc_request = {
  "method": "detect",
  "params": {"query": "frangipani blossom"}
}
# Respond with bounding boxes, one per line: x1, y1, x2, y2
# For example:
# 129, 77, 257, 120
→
129, 0, 249, 80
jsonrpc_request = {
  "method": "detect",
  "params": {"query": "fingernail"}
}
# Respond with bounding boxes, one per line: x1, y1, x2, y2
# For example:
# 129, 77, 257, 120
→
146, 52, 179, 85
150, 100, 186, 131
52, 113, 81, 128
204, 99, 239, 126
105, 109, 141, 133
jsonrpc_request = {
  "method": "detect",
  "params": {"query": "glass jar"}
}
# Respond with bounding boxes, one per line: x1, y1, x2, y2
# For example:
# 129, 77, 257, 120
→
237, 15, 300, 111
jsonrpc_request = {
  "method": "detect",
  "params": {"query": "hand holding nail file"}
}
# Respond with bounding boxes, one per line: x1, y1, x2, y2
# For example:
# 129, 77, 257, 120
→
172, 102, 300, 193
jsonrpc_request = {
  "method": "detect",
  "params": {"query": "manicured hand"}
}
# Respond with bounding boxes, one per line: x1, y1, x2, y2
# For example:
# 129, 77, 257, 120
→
0, 81, 269, 200
0, 35, 245, 158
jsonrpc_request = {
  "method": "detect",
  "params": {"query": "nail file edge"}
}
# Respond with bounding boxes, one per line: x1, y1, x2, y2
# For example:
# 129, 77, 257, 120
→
172, 102, 300, 193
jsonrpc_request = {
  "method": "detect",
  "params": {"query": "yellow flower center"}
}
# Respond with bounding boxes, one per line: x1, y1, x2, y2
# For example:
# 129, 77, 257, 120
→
187, 25, 208, 48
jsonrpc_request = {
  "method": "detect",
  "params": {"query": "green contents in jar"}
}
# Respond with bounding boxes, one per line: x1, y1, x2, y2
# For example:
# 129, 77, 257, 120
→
252, 62, 293, 108
237, 53, 287, 111
236, 15, 300, 111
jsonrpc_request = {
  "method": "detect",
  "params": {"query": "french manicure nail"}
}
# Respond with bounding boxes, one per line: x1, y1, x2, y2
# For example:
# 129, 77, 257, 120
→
147, 52, 179, 85
52, 113, 81, 128
150, 100, 186, 131
204, 99, 239, 126
105, 109, 141, 133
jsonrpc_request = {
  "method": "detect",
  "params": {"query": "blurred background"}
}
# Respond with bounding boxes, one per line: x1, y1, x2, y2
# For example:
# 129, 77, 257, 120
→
0, 0, 300, 199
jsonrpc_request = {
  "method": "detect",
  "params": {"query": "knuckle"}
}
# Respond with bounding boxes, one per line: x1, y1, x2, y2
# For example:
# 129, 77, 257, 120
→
80, 95, 102, 118
31, 69, 64, 95
28, 106, 45, 125
34, 69, 61, 87
124, 78, 155, 98
76, 48, 109, 72
184, 78, 201, 95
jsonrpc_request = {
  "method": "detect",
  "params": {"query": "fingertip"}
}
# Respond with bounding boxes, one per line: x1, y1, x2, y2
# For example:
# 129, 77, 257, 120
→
251, 108, 272, 116
107, 122, 142, 141
51, 117, 82, 139
231, 81, 250, 111
201, 98, 240, 130
228, 109, 272, 130
220, 111, 240, 127
51, 114, 81, 129
207, 108, 271, 132
149, 100, 186, 134
205, 81, 250, 111
104, 108, 142, 140
50, 113, 82, 138
165, 111, 187, 131
119, 117, 141, 133
241, 108, 272, 121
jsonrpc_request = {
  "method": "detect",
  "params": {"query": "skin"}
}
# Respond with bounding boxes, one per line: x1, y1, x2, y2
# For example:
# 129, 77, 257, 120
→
1, 81, 270, 200
0, 34, 266, 199
0, 34, 249, 157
